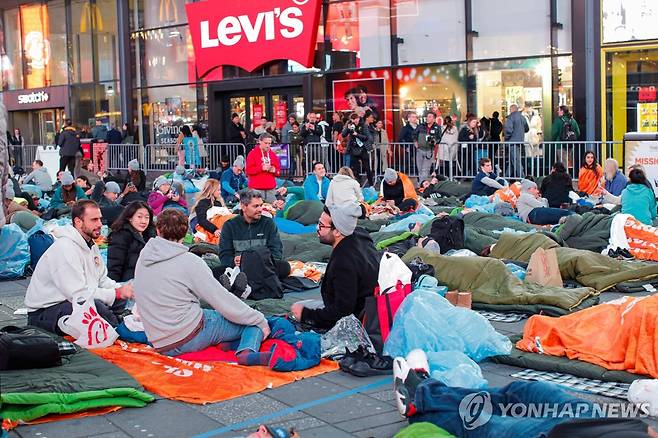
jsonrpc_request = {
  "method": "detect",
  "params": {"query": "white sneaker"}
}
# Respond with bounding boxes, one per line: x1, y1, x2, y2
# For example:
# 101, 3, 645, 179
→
406, 349, 429, 374
393, 357, 413, 416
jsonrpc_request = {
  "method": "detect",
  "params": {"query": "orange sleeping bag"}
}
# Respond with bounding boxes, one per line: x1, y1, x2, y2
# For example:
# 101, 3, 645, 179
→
195, 214, 235, 245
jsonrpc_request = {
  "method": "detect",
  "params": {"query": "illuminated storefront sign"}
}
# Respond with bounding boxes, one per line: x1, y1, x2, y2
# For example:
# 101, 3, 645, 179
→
17, 90, 50, 104
20, 4, 51, 89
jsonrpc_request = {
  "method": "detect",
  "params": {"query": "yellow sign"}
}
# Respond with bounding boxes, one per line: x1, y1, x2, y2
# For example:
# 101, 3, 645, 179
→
20, 4, 51, 89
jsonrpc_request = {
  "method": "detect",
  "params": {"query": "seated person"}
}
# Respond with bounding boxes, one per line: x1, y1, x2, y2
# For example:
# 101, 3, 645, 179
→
50, 171, 88, 210
133, 209, 271, 361
380, 168, 418, 212
24, 200, 133, 334
3, 183, 40, 225
471, 157, 506, 196
577, 151, 603, 196
603, 158, 627, 197
126, 159, 147, 192
621, 168, 657, 225
219, 189, 290, 279
147, 176, 187, 215
539, 162, 572, 208
191, 178, 227, 237
221, 156, 248, 204
21, 159, 53, 192
209, 155, 231, 181
291, 203, 379, 329
78, 159, 100, 186
303, 162, 330, 202
326, 166, 364, 207
76, 175, 94, 196
91, 180, 126, 225
517, 179, 571, 225
108, 201, 155, 282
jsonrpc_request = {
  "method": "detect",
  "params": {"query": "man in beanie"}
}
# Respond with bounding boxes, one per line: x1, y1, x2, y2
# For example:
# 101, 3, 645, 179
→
291, 202, 380, 329
125, 159, 147, 195
50, 171, 88, 210
379, 168, 418, 212
516, 178, 571, 225
221, 155, 248, 202
90, 180, 125, 224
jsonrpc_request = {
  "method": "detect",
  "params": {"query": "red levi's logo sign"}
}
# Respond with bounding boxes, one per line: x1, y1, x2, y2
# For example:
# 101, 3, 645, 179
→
186, 0, 322, 76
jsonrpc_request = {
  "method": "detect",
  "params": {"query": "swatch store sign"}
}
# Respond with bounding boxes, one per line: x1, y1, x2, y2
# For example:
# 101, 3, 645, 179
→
185, 0, 321, 75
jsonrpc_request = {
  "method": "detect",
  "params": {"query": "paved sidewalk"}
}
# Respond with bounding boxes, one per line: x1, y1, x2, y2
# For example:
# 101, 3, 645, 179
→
2, 279, 656, 438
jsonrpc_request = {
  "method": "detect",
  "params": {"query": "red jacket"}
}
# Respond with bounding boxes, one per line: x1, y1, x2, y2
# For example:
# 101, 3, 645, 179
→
246, 147, 280, 190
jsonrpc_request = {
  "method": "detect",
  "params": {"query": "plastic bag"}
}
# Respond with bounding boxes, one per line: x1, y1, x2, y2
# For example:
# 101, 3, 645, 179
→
464, 195, 491, 208
505, 263, 526, 280
362, 186, 378, 203
57, 294, 119, 349
383, 290, 512, 362
444, 249, 478, 257
321, 315, 375, 358
427, 351, 488, 389
379, 252, 412, 291
0, 224, 30, 279
628, 379, 658, 416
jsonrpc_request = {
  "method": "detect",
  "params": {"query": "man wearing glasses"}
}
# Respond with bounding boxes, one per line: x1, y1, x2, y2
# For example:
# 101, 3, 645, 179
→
290, 202, 380, 329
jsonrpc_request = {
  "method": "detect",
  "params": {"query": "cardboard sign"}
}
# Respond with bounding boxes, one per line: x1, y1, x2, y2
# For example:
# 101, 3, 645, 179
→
186, 0, 322, 75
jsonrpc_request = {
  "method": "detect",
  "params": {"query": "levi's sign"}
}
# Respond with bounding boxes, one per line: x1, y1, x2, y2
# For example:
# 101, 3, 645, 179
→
186, 0, 321, 75
18, 91, 49, 104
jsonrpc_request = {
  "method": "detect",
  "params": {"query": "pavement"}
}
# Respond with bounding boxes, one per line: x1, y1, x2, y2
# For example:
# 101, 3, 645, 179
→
2, 279, 657, 438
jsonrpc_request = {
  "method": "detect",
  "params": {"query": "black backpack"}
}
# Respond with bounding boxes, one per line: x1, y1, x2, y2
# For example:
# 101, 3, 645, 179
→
561, 118, 577, 141
0, 325, 62, 371
429, 216, 465, 254
240, 247, 284, 300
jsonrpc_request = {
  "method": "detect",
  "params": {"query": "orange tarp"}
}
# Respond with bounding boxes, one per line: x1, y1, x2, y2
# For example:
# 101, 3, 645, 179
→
91, 341, 338, 404
2, 406, 121, 431
517, 294, 658, 378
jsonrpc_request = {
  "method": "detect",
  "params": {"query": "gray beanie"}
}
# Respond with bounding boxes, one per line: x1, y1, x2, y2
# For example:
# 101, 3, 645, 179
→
328, 202, 362, 237
154, 176, 170, 190
5, 183, 15, 200
233, 155, 245, 168
175, 165, 185, 175
383, 168, 398, 184
520, 179, 537, 192
128, 159, 140, 171
105, 181, 121, 194
60, 171, 74, 186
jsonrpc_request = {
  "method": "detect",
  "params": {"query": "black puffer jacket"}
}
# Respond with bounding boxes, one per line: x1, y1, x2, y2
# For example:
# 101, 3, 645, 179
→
107, 224, 154, 282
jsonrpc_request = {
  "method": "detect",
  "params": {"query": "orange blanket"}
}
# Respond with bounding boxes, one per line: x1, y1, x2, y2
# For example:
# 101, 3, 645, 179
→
194, 214, 236, 245
91, 341, 338, 404
2, 406, 120, 431
492, 182, 521, 208
625, 217, 658, 262
517, 294, 658, 378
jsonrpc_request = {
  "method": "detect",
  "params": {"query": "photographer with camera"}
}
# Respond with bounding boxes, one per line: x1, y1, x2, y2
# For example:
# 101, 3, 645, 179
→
342, 112, 374, 187
416, 111, 443, 183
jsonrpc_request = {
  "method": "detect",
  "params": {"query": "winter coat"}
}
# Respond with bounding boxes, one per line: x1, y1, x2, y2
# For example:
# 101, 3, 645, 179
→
57, 127, 82, 157
604, 170, 627, 196
147, 191, 188, 216
303, 175, 330, 202
50, 185, 88, 210
325, 174, 364, 207
220, 168, 248, 200
246, 147, 281, 190
265, 317, 321, 371
107, 224, 153, 282
503, 111, 528, 142
22, 167, 53, 191
577, 165, 603, 196
622, 184, 657, 225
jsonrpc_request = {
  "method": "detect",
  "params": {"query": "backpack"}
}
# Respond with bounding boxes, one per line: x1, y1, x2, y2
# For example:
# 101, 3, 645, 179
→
429, 216, 465, 254
240, 247, 284, 300
28, 231, 54, 270
561, 117, 577, 141
0, 325, 62, 371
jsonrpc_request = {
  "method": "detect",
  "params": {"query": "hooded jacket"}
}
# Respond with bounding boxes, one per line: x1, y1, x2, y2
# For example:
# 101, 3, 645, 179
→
24, 225, 120, 311
22, 167, 53, 191
325, 174, 364, 207
218, 213, 283, 267
302, 174, 330, 201
133, 237, 268, 351
246, 147, 281, 190
621, 184, 657, 225
50, 185, 88, 210
57, 127, 82, 157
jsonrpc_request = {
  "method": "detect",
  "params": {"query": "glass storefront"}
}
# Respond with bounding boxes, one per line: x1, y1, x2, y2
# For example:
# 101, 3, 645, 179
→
140, 84, 202, 144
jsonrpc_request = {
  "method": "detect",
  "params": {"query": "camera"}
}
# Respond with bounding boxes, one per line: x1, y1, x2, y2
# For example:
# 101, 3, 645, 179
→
347, 123, 356, 131
426, 135, 437, 146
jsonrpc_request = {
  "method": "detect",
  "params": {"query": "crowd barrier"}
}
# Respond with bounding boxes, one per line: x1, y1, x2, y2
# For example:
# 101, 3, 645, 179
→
12, 141, 620, 183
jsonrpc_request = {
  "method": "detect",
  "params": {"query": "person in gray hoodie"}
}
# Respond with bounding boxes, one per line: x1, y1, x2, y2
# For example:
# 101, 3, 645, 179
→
503, 104, 529, 179
133, 209, 271, 360
516, 178, 572, 225
21, 159, 53, 192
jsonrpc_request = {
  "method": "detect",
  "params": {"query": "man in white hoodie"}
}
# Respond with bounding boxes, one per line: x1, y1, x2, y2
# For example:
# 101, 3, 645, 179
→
25, 200, 133, 334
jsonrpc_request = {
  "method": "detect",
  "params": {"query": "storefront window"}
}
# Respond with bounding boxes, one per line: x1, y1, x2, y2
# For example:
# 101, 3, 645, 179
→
70, 81, 122, 129
48, 1, 69, 86
71, 0, 94, 83
556, 0, 572, 53
142, 84, 198, 144
136, 25, 194, 88
469, 58, 553, 138
96, 0, 119, 82
395, 64, 467, 128
471, 0, 551, 59
326, 0, 391, 70
556, 56, 573, 109
605, 48, 658, 149
3, 8, 23, 90
395, 0, 466, 64
602, 0, 658, 44
136, 0, 192, 30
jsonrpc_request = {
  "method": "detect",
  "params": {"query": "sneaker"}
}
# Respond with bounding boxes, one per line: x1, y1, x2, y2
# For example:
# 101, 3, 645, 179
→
607, 248, 619, 259
393, 357, 419, 417
232, 272, 249, 298
405, 349, 429, 374
338, 345, 369, 370
617, 248, 634, 260
218, 273, 232, 291
345, 351, 393, 377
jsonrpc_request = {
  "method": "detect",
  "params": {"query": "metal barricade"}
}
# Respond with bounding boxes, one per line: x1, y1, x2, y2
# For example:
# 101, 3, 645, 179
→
202, 143, 247, 170
106, 144, 141, 171
17, 144, 41, 169
144, 143, 246, 172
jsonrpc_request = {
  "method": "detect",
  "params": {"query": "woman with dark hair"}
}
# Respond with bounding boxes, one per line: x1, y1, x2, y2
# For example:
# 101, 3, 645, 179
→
107, 201, 156, 282
577, 151, 603, 196
540, 162, 573, 208
621, 168, 657, 225
176, 125, 200, 168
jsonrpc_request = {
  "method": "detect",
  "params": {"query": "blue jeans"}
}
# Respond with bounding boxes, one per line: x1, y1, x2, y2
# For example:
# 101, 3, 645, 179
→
412, 380, 592, 438
507, 144, 524, 178
163, 309, 264, 356
528, 207, 572, 225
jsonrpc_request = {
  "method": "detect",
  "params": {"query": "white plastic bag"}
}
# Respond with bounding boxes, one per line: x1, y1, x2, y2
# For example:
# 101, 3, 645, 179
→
378, 252, 412, 292
58, 294, 118, 349
628, 379, 658, 416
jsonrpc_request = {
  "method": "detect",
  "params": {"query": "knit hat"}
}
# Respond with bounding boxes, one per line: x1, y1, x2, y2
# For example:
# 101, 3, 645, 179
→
128, 159, 140, 171
105, 181, 121, 194
175, 165, 185, 175
383, 168, 397, 184
60, 171, 74, 186
154, 176, 170, 190
520, 179, 537, 192
4, 183, 15, 200
328, 202, 362, 237
233, 155, 245, 168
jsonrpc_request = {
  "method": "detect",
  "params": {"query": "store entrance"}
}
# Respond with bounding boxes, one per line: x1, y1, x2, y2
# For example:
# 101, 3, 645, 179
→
223, 88, 304, 142
9, 108, 65, 145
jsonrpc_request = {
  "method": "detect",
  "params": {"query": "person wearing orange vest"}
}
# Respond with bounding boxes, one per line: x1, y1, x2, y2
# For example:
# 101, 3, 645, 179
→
379, 168, 418, 212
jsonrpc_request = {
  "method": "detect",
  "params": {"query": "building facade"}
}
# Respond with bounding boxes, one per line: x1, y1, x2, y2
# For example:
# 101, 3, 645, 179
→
0, 0, 656, 162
